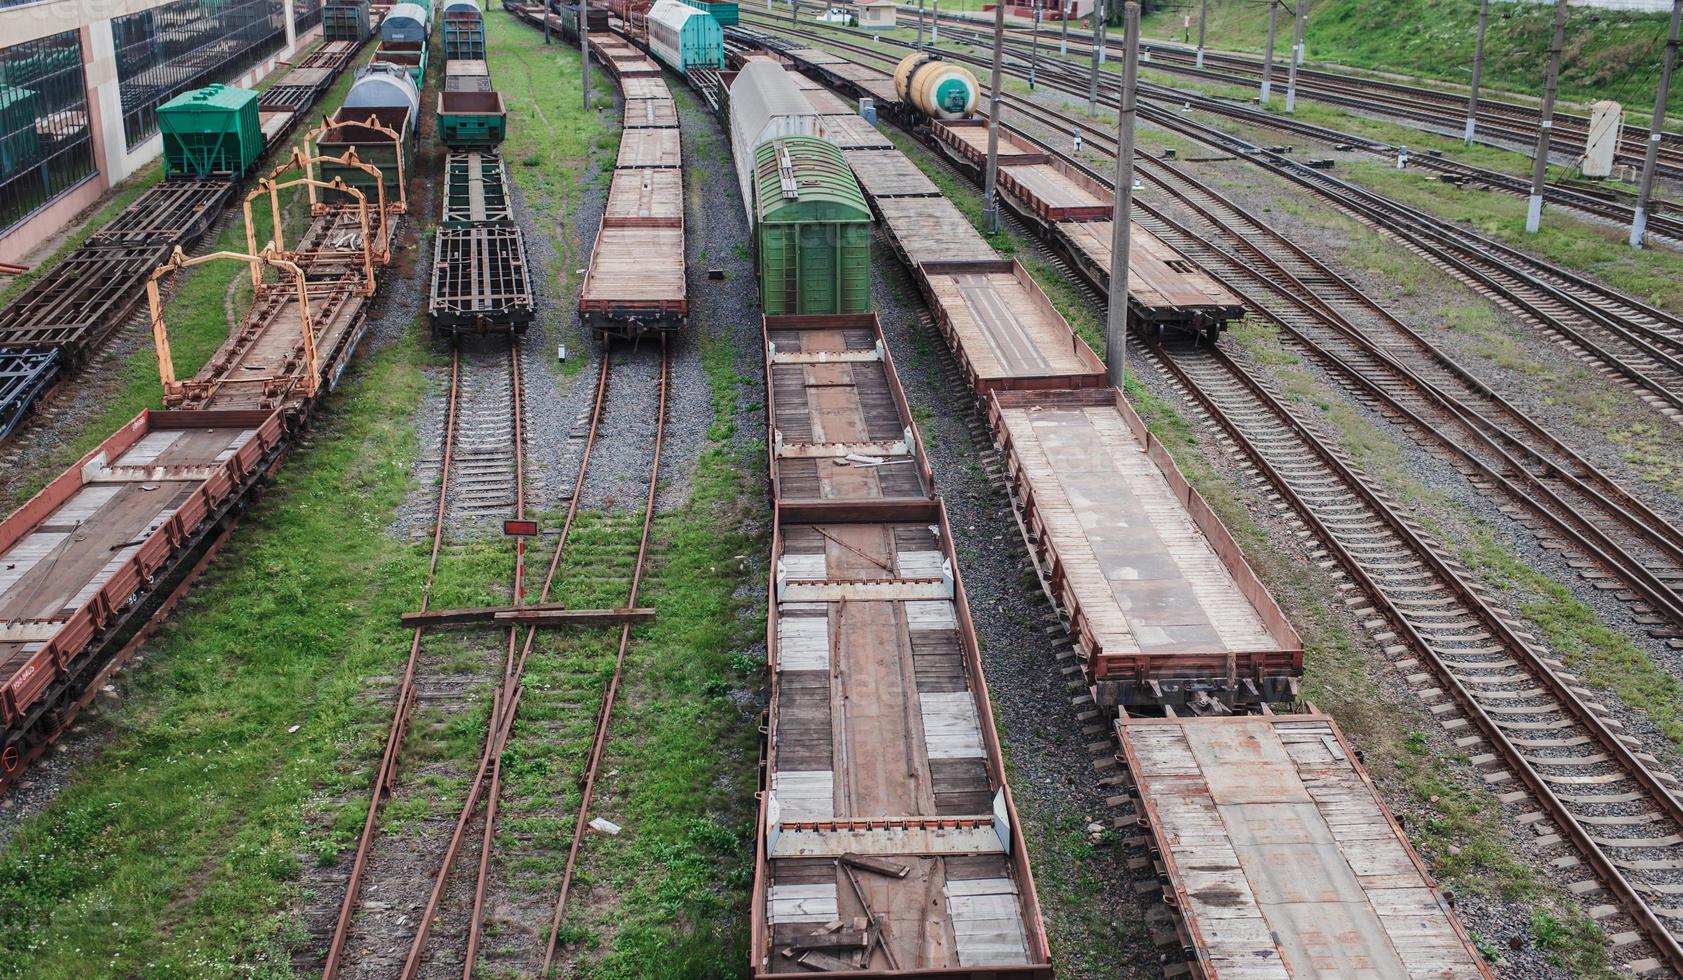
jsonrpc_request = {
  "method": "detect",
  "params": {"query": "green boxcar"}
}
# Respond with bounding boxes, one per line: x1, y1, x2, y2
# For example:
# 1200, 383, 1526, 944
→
753, 137, 870, 317
156, 84, 262, 178
317, 106, 411, 205
442, 20, 485, 60
678, 0, 736, 25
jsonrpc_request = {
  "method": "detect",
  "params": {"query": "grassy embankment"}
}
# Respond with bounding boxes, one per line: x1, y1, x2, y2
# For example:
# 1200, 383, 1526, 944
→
1142, 0, 1683, 121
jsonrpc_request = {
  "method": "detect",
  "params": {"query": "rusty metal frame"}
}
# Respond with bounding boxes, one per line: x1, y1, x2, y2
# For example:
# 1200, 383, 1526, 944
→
145, 245, 320, 403
242, 148, 380, 293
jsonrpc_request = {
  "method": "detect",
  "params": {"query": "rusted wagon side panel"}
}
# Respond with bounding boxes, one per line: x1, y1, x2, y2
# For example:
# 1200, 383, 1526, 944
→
988, 386, 1299, 707
996, 157, 1112, 223
932, 119, 1048, 170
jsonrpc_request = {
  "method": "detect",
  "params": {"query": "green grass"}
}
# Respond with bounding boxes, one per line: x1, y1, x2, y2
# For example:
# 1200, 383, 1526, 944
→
1462, 527, 1683, 750
0, 332, 431, 978
1141, 0, 1683, 122
489, 10, 612, 380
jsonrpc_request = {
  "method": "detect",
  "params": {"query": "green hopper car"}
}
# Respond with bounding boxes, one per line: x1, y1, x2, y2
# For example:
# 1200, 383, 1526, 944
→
156, 84, 262, 178
437, 91, 506, 147
752, 136, 870, 317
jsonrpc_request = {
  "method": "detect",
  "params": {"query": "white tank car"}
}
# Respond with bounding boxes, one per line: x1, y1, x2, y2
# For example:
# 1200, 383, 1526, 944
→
893, 52, 978, 120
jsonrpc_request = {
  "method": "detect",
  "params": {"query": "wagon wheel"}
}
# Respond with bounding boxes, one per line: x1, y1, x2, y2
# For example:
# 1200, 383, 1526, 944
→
1, 744, 19, 774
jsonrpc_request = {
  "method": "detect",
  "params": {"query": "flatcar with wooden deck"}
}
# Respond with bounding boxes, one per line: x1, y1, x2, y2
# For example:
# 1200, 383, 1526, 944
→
1117, 712, 1492, 978
757, 312, 1050, 977
0, 40, 367, 444
550, 10, 687, 339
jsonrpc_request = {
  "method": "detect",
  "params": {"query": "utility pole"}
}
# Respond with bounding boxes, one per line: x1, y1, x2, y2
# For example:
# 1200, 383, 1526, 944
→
1466, 0, 1488, 145
1088, 0, 1103, 112
544, 0, 551, 43
1195, 0, 1207, 68
1526, 0, 1569, 234
1060, 0, 1069, 56
1634, 0, 1683, 247
917, 0, 925, 45
932, 0, 939, 45
1285, 0, 1303, 112
983, 0, 1006, 233
580, 0, 591, 110
1108, 1, 1140, 389
1260, 0, 1278, 104
1030, 3, 1041, 89
1097, 0, 1108, 64
1294, 0, 1307, 63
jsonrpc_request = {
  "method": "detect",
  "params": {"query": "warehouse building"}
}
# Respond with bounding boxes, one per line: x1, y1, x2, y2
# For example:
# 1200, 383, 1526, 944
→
0, 0, 320, 263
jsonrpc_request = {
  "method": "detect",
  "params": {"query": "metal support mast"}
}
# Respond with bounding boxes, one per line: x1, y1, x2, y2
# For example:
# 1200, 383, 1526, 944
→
580, 0, 591, 111
1108, 1, 1140, 389
1260, 0, 1279, 104
917, 0, 926, 45
983, 0, 1006, 232
1285, 0, 1304, 112
1030, 3, 1041, 89
1633, 0, 1683, 247
1088, 0, 1103, 112
1195, 0, 1207, 68
1526, 0, 1569, 234
1466, 0, 1488, 145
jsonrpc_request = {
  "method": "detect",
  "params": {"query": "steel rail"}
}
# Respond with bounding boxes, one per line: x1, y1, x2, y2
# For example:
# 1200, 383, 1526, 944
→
902, 7, 1683, 178
401, 346, 615, 978
323, 345, 469, 980
540, 337, 669, 975
776, 16, 1683, 412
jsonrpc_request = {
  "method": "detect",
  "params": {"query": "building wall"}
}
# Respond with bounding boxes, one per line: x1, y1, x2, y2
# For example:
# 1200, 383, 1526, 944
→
0, 0, 304, 264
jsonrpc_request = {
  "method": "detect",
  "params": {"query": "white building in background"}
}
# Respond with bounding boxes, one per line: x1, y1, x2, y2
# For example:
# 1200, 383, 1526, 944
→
0, 0, 318, 263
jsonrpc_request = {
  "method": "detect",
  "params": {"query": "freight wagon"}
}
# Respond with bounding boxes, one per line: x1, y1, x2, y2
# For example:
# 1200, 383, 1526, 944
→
443, 0, 488, 60
727, 60, 823, 221
646, 0, 724, 75
553, 0, 609, 39
751, 137, 870, 317
677, 0, 735, 24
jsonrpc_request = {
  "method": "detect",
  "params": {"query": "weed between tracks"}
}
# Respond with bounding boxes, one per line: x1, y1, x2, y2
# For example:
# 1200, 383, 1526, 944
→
488, 11, 614, 382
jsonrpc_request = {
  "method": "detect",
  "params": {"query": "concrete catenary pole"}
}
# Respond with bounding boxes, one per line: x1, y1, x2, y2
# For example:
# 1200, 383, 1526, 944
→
932, 0, 940, 45
1526, 0, 1569, 234
983, 0, 1006, 232
1061, 0, 1070, 56
1632, 0, 1683, 247
1108, 1, 1140, 389
1030, 3, 1041, 89
1097, 0, 1108, 64
1195, 0, 1208, 68
1285, 0, 1304, 112
1294, 0, 1307, 63
580, 0, 591, 111
1088, 0, 1103, 112
1466, 0, 1489, 145
1260, 0, 1279, 104
917, 0, 925, 45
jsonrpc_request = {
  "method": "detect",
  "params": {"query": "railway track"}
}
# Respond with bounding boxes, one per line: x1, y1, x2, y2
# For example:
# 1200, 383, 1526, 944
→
731, 18, 1683, 970
323, 335, 528, 979
992, 97, 1683, 644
